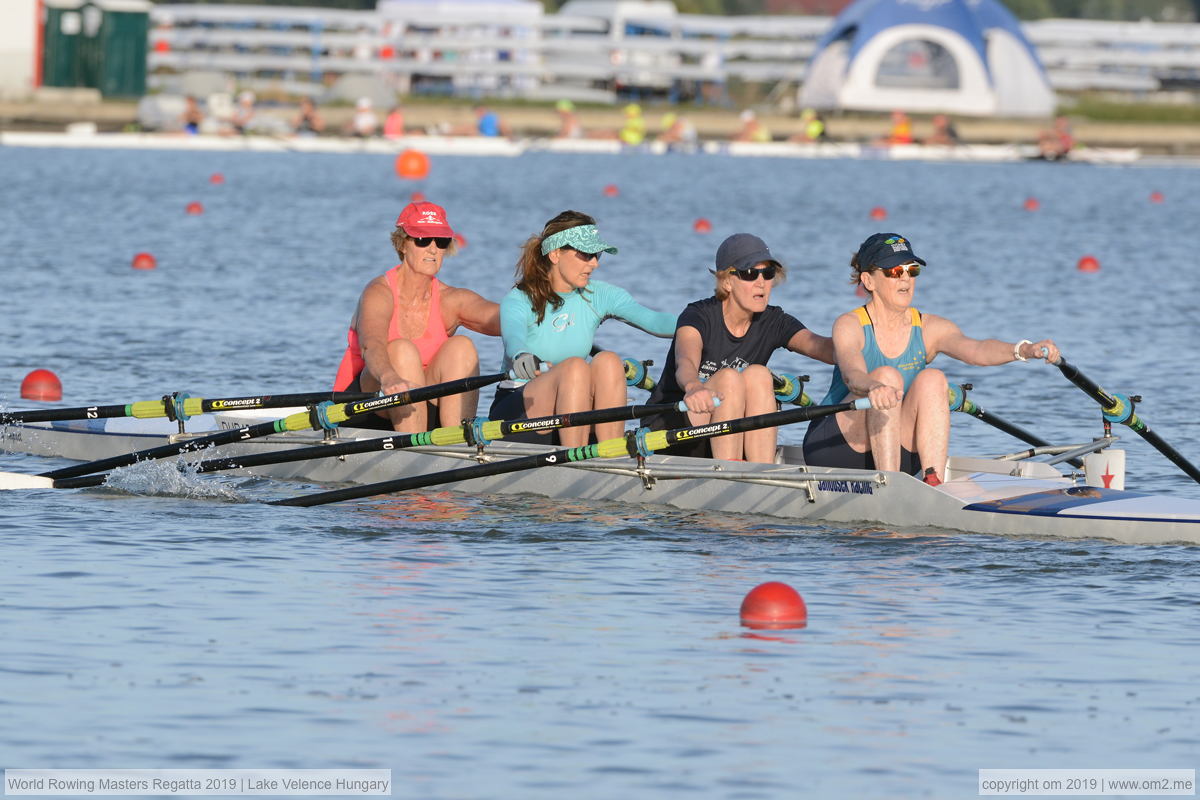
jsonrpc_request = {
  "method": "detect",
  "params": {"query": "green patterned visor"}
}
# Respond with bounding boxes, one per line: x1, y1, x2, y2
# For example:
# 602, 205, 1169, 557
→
540, 225, 619, 256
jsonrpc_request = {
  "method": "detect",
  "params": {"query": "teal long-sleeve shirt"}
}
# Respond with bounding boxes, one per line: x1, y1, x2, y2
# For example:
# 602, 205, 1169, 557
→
499, 280, 675, 375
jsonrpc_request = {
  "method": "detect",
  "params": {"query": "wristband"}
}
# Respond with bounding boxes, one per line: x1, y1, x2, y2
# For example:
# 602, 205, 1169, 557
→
1013, 339, 1032, 362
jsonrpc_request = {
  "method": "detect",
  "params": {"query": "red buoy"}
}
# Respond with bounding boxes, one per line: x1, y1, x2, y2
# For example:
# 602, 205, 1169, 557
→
1077, 255, 1100, 273
1023, 196, 1040, 212
186, 201, 204, 215
740, 581, 808, 630
209, 173, 225, 185
869, 206, 887, 221
693, 218, 712, 234
453, 233, 468, 249
131, 252, 157, 270
855, 283, 868, 298
602, 184, 619, 197
410, 191, 426, 203
153, 40, 170, 53
380, 45, 396, 60
395, 149, 430, 180
1150, 191, 1165, 204
21, 369, 62, 402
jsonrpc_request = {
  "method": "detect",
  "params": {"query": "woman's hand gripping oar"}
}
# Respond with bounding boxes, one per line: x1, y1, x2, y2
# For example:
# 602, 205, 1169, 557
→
0, 372, 508, 490
52, 400, 698, 489
1053, 356, 1200, 484
272, 398, 869, 507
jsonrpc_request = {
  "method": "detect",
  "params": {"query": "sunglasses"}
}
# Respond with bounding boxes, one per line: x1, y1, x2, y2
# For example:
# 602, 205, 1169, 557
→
563, 246, 600, 262
877, 263, 921, 278
728, 265, 777, 281
412, 236, 452, 249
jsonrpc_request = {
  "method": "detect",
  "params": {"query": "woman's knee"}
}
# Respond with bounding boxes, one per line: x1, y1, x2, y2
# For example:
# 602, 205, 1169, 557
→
589, 350, 624, 378
387, 338, 423, 368
554, 356, 591, 382
869, 365, 904, 389
434, 335, 479, 370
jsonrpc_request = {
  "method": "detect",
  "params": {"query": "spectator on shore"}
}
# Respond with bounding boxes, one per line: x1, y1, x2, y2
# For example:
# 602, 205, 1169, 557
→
788, 108, 826, 143
346, 97, 379, 138
656, 112, 697, 147
555, 99, 583, 139
732, 109, 772, 143
384, 105, 406, 138
1037, 116, 1074, 160
291, 96, 325, 136
618, 104, 646, 146
230, 90, 256, 135
475, 105, 510, 137
874, 110, 913, 146
924, 114, 960, 146
181, 95, 204, 135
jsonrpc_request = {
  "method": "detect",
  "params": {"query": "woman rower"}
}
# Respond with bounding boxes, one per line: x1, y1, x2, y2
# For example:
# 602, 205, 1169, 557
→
491, 210, 675, 447
802, 232, 1059, 483
334, 201, 500, 431
646, 233, 834, 463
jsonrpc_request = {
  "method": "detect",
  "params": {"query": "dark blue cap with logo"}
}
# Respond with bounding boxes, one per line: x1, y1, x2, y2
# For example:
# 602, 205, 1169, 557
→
714, 233, 782, 273
855, 233, 926, 270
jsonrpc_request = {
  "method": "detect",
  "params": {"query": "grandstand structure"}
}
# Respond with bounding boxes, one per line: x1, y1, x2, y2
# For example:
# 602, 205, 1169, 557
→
145, 2, 1200, 108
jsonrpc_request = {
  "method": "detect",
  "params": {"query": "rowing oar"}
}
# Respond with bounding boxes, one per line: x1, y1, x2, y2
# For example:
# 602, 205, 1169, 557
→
0, 372, 507, 489
949, 383, 1083, 468
51, 400, 694, 490
0, 389, 377, 425
1054, 356, 1200, 484
272, 398, 869, 507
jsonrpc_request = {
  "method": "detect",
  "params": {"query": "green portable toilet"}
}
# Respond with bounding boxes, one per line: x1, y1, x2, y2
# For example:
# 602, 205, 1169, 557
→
42, 0, 150, 97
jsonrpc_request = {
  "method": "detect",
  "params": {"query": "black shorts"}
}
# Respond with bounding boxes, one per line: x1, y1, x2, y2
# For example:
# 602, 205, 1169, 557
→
802, 413, 920, 474
643, 408, 713, 459
488, 385, 564, 445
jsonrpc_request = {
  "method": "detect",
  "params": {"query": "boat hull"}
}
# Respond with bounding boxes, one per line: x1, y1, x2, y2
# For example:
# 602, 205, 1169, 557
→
4, 412, 1199, 545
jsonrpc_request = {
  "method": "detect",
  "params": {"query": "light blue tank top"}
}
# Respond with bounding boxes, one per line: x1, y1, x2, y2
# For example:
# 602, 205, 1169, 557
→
821, 306, 927, 404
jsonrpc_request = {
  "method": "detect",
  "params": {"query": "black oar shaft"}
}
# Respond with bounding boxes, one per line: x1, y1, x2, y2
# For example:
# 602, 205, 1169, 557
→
275, 400, 860, 508
960, 398, 1084, 470
39, 373, 506, 481
59, 402, 685, 489
1055, 357, 1200, 485
1, 391, 377, 425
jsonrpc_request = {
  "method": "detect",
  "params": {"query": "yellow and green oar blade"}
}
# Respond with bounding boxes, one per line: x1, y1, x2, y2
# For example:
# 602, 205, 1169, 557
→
52, 400, 690, 490
0, 390, 378, 425
1055, 357, 1200, 484
274, 398, 868, 508
0, 372, 507, 488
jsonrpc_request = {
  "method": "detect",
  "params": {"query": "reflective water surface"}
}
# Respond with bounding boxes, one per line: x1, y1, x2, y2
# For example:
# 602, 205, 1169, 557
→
1, 148, 1198, 799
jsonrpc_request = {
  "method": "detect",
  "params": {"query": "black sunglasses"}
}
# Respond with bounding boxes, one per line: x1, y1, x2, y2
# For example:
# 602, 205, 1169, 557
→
412, 236, 452, 249
563, 246, 600, 262
728, 265, 777, 281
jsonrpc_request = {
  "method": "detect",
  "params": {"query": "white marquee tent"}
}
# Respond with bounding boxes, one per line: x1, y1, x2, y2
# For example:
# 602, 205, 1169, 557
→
800, 0, 1056, 117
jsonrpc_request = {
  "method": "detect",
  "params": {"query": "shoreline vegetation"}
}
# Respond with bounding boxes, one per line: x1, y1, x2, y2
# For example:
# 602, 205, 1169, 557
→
4, 94, 1200, 154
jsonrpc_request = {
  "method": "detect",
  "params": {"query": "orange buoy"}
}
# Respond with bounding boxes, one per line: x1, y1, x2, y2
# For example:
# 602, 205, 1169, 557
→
602, 184, 619, 197
21, 369, 62, 402
209, 173, 225, 185
410, 191, 426, 203
1077, 255, 1100, 273
395, 149, 430, 180
380, 45, 395, 60
1150, 191, 1165, 204
186, 201, 204, 215
740, 581, 807, 630
131, 252, 157, 270
453, 233, 468, 249
1023, 196, 1040, 212
869, 206, 887, 221
153, 40, 170, 53
693, 218, 712, 234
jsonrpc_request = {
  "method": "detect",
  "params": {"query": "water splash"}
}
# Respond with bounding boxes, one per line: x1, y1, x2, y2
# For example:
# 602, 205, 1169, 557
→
101, 456, 247, 501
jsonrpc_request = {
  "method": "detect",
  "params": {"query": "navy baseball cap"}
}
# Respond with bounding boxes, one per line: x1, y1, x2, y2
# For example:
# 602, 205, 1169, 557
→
714, 233, 781, 273
855, 233, 926, 270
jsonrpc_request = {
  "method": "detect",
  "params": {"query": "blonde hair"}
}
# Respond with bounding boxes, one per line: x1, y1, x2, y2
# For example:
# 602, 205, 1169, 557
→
515, 210, 596, 324
391, 227, 459, 261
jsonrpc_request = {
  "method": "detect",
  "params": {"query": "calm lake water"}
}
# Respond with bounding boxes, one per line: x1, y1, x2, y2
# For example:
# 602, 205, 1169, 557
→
1, 145, 1198, 799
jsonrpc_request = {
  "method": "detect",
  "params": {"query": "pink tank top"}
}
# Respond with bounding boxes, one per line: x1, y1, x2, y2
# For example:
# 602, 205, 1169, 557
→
334, 270, 448, 390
